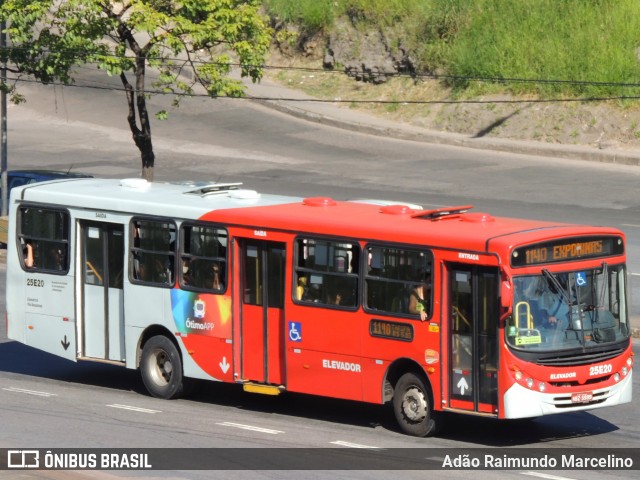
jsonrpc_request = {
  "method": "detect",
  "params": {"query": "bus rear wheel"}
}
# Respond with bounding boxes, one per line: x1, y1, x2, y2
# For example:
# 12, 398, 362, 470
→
140, 335, 185, 399
393, 372, 437, 437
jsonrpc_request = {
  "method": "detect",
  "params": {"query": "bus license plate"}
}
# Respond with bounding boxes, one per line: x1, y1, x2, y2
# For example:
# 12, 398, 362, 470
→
571, 392, 593, 404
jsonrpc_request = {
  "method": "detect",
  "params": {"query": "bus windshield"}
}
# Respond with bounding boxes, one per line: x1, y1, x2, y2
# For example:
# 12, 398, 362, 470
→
508, 264, 629, 351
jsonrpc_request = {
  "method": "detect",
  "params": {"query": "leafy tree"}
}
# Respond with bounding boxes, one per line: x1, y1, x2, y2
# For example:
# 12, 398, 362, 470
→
0, 0, 272, 181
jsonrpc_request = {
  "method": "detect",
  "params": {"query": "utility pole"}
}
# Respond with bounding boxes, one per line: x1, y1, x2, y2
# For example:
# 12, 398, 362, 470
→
0, 21, 7, 218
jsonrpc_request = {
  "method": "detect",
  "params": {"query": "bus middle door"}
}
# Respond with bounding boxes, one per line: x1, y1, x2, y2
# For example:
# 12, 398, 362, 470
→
238, 239, 286, 386
446, 264, 499, 415
80, 221, 125, 362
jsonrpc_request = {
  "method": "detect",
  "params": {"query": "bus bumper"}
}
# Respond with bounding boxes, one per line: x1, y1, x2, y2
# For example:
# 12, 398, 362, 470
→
503, 369, 632, 419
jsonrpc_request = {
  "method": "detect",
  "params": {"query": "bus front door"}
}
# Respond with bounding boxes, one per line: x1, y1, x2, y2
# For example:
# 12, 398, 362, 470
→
239, 240, 286, 385
447, 264, 499, 415
81, 221, 125, 362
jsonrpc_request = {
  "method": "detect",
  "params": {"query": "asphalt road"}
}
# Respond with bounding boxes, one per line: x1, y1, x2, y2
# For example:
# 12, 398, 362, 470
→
0, 74, 639, 479
0, 265, 638, 480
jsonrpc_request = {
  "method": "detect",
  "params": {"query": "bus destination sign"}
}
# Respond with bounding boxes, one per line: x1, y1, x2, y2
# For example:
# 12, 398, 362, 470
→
370, 319, 414, 342
511, 236, 623, 267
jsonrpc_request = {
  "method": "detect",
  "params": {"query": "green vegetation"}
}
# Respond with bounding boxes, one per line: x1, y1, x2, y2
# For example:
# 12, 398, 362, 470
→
263, 0, 640, 97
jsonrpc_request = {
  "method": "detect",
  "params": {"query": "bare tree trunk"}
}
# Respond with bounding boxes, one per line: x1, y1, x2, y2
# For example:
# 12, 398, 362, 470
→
139, 138, 155, 182
120, 71, 156, 181
119, 25, 156, 181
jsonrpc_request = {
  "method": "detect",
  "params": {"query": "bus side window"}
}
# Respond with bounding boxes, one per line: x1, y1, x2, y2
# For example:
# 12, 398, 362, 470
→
130, 218, 176, 287
18, 207, 70, 273
294, 237, 359, 309
179, 223, 228, 293
364, 244, 433, 319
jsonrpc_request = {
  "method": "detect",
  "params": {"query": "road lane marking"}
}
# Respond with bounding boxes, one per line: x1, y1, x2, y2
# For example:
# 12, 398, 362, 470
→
106, 404, 161, 414
521, 472, 577, 480
330, 440, 380, 449
622, 224, 640, 228
216, 422, 284, 435
2, 387, 57, 397
630, 273, 640, 276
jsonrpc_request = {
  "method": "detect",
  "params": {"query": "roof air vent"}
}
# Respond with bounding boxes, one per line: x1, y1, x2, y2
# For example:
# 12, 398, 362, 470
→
303, 197, 337, 207
119, 178, 150, 189
380, 205, 416, 215
461, 213, 495, 223
228, 189, 261, 200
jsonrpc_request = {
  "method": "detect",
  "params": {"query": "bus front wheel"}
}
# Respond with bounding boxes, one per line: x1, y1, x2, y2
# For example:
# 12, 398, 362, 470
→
140, 335, 185, 399
393, 372, 437, 437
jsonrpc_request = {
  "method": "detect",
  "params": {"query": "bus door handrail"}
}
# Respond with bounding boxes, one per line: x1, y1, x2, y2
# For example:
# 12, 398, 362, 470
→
86, 260, 103, 284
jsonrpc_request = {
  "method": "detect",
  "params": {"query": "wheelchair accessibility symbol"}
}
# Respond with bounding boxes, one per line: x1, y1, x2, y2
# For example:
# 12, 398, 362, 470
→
576, 272, 587, 287
289, 322, 302, 342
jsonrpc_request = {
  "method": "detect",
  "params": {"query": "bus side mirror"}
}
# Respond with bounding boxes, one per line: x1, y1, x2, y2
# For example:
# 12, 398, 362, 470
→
501, 279, 513, 309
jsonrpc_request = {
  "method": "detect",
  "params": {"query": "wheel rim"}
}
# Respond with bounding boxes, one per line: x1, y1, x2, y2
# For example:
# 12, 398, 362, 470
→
147, 348, 173, 386
401, 385, 427, 423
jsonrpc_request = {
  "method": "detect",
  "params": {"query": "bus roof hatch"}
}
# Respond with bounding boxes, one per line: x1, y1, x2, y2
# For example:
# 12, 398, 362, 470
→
411, 205, 474, 221
184, 182, 243, 196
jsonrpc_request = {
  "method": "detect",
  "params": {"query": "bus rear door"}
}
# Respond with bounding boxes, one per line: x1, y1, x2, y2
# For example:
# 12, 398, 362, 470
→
446, 264, 499, 415
237, 239, 287, 386
80, 221, 125, 362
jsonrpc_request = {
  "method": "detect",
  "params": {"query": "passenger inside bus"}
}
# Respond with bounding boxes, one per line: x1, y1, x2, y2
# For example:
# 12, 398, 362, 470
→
181, 258, 224, 291
332, 292, 343, 305
132, 254, 149, 281
22, 240, 34, 268
46, 246, 65, 271
409, 271, 431, 321
212, 262, 224, 290
327, 286, 347, 306
21, 239, 65, 271
295, 275, 308, 300
133, 255, 168, 283
182, 257, 192, 284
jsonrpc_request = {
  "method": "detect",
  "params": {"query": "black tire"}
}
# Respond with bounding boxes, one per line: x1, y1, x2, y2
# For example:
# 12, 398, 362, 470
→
392, 372, 438, 437
140, 335, 185, 399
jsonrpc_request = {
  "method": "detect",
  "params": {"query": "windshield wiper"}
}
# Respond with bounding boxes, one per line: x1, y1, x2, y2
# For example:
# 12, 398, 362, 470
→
598, 262, 609, 307
542, 269, 571, 304
542, 268, 584, 340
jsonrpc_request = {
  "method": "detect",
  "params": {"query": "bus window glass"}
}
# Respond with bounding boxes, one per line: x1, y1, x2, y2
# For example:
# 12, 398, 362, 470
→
85, 226, 104, 286
364, 245, 433, 318
295, 238, 359, 308
130, 218, 176, 287
180, 224, 228, 292
18, 207, 69, 273
267, 245, 285, 308
509, 264, 629, 351
108, 229, 125, 289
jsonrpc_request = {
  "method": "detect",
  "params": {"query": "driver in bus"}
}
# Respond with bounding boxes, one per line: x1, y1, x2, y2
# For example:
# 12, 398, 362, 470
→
538, 279, 570, 340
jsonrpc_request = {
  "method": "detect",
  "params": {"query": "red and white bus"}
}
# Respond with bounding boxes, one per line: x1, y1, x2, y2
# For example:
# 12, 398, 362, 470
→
5, 178, 633, 436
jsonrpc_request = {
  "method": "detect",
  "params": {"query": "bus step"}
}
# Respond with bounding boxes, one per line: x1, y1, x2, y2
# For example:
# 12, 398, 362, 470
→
242, 383, 285, 396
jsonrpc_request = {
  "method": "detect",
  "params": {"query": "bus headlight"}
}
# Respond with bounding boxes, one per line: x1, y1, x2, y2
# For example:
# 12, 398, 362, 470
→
515, 370, 523, 381
621, 367, 629, 377
538, 382, 546, 392
614, 373, 621, 382
526, 378, 534, 389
